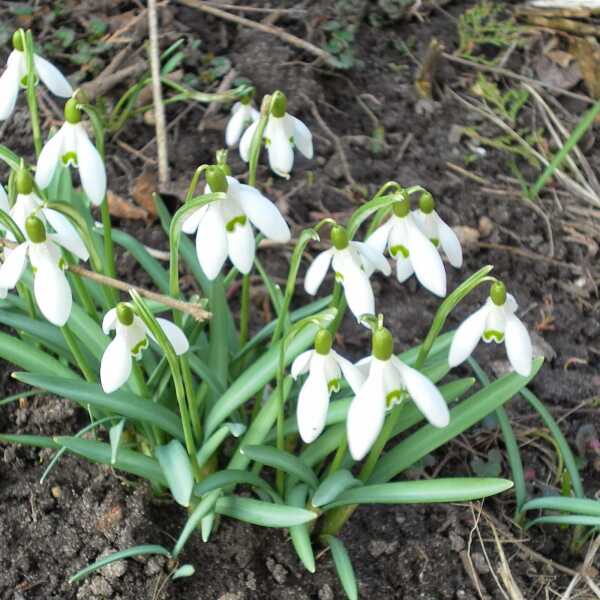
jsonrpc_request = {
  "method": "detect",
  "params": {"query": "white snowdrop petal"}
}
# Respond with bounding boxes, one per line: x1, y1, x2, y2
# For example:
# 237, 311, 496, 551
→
0, 56, 21, 120
0, 242, 28, 289
341, 263, 375, 320
333, 351, 366, 394
354, 355, 372, 379
181, 205, 208, 234
195, 205, 228, 280
237, 184, 291, 243
289, 114, 313, 159
266, 119, 294, 178
34, 263, 72, 326
366, 221, 393, 255
291, 349, 314, 379
394, 357, 449, 428
504, 314, 533, 377
304, 250, 333, 295
44, 209, 89, 261
297, 366, 330, 443
352, 241, 391, 276
225, 104, 247, 147
406, 218, 447, 297
101, 335, 133, 393
447, 305, 488, 367
102, 308, 118, 334
10, 193, 41, 235
395, 256, 414, 283
0, 184, 8, 213
35, 127, 65, 190
227, 220, 255, 274
75, 125, 106, 205
435, 213, 463, 268
239, 120, 259, 162
33, 54, 73, 97
156, 318, 189, 355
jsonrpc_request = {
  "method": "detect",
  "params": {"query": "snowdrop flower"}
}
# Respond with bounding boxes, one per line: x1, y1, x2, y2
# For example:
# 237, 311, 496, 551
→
347, 327, 450, 461
291, 329, 364, 443
35, 98, 106, 205
304, 225, 391, 321
412, 192, 462, 269
0, 31, 73, 120
448, 281, 533, 377
182, 166, 290, 280
101, 303, 189, 393
239, 90, 313, 179
8, 169, 89, 260
0, 215, 87, 326
226, 93, 259, 147
0, 182, 8, 214
367, 194, 448, 297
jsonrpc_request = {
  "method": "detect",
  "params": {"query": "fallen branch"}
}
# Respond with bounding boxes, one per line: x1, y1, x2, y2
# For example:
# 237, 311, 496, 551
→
0, 238, 211, 322
175, 0, 334, 64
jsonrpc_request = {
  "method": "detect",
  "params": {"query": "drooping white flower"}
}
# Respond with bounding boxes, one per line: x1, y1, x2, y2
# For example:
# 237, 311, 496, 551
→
304, 225, 390, 321
347, 327, 450, 461
0, 215, 87, 326
291, 329, 365, 443
101, 303, 189, 394
448, 282, 533, 377
0, 31, 73, 120
226, 99, 259, 147
8, 169, 89, 260
367, 195, 448, 297
182, 166, 290, 280
0, 182, 8, 213
35, 98, 106, 205
412, 192, 462, 269
239, 90, 313, 179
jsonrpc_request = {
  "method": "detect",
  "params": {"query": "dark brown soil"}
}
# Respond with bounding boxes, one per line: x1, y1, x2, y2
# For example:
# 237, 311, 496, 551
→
1, 1, 599, 599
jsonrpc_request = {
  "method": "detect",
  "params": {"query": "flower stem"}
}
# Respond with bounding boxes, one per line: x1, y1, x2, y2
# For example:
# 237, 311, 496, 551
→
60, 324, 95, 382
100, 199, 119, 305
239, 273, 250, 347
23, 31, 42, 158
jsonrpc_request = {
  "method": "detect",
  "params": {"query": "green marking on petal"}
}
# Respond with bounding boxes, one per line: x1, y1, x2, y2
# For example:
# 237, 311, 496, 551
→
386, 390, 406, 409
58, 258, 67, 271
483, 329, 504, 343
225, 215, 247, 233
328, 378, 341, 393
131, 337, 149, 358
431, 238, 439, 247
334, 271, 344, 283
265, 137, 271, 146
61, 152, 78, 167
390, 244, 409, 258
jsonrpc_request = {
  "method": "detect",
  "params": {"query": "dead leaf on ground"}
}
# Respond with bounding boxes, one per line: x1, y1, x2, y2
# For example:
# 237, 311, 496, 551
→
131, 169, 158, 217
107, 190, 149, 220
534, 54, 582, 89
545, 49, 574, 68
570, 35, 600, 98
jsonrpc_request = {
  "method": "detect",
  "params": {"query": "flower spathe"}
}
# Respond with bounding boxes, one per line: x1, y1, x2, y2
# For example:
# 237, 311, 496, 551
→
182, 168, 290, 280
448, 282, 533, 377
226, 100, 259, 148
304, 226, 391, 321
0, 216, 87, 326
239, 91, 313, 179
347, 328, 450, 461
101, 304, 189, 394
292, 330, 364, 443
0, 32, 73, 121
35, 99, 106, 206
367, 197, 448, 297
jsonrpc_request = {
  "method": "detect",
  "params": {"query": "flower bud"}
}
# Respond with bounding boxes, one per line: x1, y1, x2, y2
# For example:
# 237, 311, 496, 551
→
116, 303, 134, 326
419, 192, 435, 214
490, 281, 507, 306
330, 225, 349, 250
64, 98, 81, 124
12, 31, 24, 52
25, 215, 46, 243
206, 166, 228, 193
270, 91, 287, 118
314, 329, 333, 355
392, 194, 410, 218
16, 168, 33, 195
372, 327, 393, 361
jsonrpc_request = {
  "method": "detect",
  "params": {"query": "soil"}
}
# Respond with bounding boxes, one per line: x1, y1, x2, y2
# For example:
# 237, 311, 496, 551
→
1, 1, 599, 599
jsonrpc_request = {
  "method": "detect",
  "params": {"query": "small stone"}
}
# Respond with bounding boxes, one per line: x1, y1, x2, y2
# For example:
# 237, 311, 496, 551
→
368, 539, 398, 558
144, 555, 165, 576
318, 584, 334, 600
454, 226, 480, 248
266, 557, 288, 584
449, 532, 465, 553
217, 594, 244, 600
102, 559, 127, 579
51, 486, 62, 499
478, 216, 494, 238
89, 576, 113, 596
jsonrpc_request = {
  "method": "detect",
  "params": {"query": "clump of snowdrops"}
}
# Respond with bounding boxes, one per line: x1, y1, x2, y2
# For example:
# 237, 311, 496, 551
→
0, 29, 542, 596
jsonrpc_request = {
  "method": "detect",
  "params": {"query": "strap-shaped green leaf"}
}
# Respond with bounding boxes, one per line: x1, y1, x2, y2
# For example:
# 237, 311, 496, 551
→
215, 495, 317, 527
521, 496, 600, 517
156, 440, 194, 507
287, 484, 316, 573
321, 535, 358, 600
193, 469, 279, 502
312, 470, 362, 508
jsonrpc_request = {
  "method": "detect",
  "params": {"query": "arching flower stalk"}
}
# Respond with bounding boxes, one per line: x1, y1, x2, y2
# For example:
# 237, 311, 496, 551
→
35, 97, 106, 206
0, 31, 72, 121
182, 166, 290, 280
448, 281, 533, 377
292, 329, 364, 443
304, 225, 390, 322
100, 303, 189, 394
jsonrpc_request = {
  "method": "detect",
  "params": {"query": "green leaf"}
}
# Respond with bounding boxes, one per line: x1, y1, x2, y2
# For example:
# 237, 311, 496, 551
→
526, 515, 600, 529
312, 470, 362, 508
14, 373, 184, 440
69, 545, 171, 583
0, 433, 60, 449
196, 423, 246, 470
55, 437, 167, 485
287, 484, 316, 573
109, 419, 126, 465
172, 564, 195, 579
0, 144, 20, 170
369, 358, 543, 484
321, 535, 358, 600
193, 469, 279, 502
521, 496, 600, 517
172, 492, 219, 557
323, 478, 513, 509
241, 445, 318, 489
156, 440, 194, 507
215, 496, 317, 527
